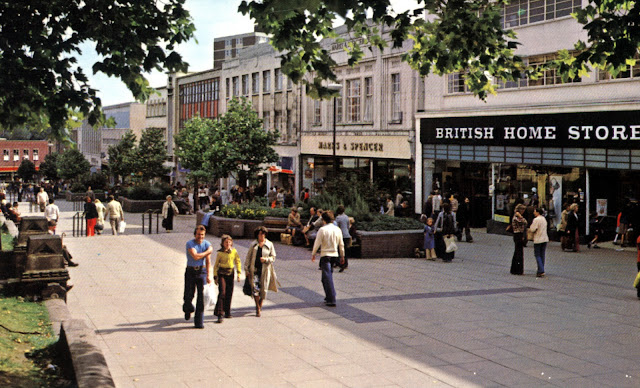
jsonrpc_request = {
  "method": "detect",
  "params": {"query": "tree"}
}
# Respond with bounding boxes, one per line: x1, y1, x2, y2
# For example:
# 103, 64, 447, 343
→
57, 149, 91, 181
239, 0, 640, 100
107, 131, 137, 183
175, 115, 214, 211
204, 98, 280, 183
135, 128, 169, 182
0, 1, 195, 139
17, 159, 37, 182
39, 153, 60, 181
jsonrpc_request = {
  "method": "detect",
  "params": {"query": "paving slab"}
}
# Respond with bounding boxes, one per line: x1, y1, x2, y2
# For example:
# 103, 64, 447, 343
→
45, 200, 640, 387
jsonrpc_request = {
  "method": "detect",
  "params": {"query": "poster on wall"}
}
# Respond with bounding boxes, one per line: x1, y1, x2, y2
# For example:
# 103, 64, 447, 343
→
549, 175, 563, 227
496, 194, 505, 211
596, 199, 608, 216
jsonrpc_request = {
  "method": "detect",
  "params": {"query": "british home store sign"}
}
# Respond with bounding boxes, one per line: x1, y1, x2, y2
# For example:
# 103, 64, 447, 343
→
420, 110, 640, 149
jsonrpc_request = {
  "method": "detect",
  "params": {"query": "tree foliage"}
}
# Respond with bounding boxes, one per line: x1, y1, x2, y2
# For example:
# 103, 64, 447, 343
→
57, 149, 91, 181
39, 153, 60, 181
107, 130, 137, 183
203, 98, 280, 182
135, 128, 169, 182
0, 0, 195, 139
17, 159, 37, 182
239, 0, 640, 99
175, 116, 212, 180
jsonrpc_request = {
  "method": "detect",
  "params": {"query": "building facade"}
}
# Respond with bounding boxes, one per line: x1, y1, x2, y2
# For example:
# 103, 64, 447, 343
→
0, 140, 50, 177
300, 25, 419, 202
213, 31, 269, 70
415, 0, 640, 233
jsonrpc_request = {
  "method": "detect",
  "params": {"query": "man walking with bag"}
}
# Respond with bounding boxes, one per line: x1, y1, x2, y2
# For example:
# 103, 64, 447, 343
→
311, 212, 345, 307
104, 195, 124, 236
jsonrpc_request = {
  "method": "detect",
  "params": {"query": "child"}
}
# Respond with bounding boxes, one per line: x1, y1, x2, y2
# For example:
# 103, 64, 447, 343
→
213, 235, 242, 323
423, 217, 437, 261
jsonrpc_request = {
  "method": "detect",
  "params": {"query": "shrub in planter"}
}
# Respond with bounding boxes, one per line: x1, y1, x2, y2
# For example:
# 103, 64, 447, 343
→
357, 213, 423, 232
124, 183, 174, 200
219, 204, 268, 220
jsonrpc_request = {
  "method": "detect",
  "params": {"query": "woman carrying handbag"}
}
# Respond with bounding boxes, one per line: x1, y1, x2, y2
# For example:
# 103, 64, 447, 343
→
434, 203, 457, 262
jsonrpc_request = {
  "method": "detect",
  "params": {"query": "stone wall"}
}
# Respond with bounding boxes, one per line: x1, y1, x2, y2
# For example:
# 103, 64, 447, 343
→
196, 211, 262, 239
358, 229, 423, 258
121, 197, 186, 213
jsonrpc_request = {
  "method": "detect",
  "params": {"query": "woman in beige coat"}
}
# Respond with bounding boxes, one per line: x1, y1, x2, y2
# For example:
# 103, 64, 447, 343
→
245, 226, 278, 317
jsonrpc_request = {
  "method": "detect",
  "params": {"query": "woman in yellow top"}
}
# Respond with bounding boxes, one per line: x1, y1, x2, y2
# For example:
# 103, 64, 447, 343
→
213, 235, 241, 323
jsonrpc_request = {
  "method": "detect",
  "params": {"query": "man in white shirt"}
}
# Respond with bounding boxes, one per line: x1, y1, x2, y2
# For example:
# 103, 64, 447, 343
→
44, 199, 60, 229
104, 195, 125, 235
311, 212, 344, 307
36, 187, 49, 212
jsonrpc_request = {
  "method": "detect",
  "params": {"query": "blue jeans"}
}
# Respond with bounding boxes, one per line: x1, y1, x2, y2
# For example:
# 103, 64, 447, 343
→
320, 257, 336, 304
534, 242, 547, 275
183, 266, 206, 327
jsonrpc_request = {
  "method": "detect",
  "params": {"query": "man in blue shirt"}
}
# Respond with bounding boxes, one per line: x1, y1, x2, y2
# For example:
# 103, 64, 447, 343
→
184, 225, 213, 328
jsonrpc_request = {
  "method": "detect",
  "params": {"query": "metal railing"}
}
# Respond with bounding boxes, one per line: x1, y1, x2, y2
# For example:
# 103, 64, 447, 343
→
73, 201, 84, 212
142, 209, 161, 234
72, 212, 85, 237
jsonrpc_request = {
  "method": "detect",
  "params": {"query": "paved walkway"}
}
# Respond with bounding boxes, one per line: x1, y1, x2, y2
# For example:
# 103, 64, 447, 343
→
49, 201, 640, 387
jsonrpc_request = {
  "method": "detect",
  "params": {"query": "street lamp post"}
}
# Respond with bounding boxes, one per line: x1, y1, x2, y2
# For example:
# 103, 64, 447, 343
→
327, 84, 342, 178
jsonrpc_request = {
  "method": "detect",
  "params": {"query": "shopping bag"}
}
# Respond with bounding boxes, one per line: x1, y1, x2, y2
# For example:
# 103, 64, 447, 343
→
444, 235, 458, 253
633, 271, 640, 288
118, 221, 126, 234
203, 283, 216, 308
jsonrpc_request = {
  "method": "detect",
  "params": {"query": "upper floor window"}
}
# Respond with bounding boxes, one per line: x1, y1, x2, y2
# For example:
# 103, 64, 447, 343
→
287, 77, 293, 90
236, 38, 243, 47
225, 78, 231, 98
232, 76, 239, 97
33, 149, 39, 161
263, 70, 271, 93
336, 96, 343, 123
242, 74, 250, 96
23, 149, 29, 159
346, 79, 361, 122
225, 39, 232, 47
527, 53, 581, 86
13, 149, 19, 161
225, 49, 232, 58
252, 72, 260, 94
391, 73, 402, 122
275, 68, 283, 91
313, 100, 322, 125
502, 0, 581, 28
364, 77, 373, 122
597, 54, 640, 81
262, 111, 270, 131
3, 150, 8, 161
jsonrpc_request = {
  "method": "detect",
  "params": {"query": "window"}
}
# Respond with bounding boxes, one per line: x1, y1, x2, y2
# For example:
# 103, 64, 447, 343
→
225, 49, 232, 58
225, 39, 232, 47
598, 54, 640, 81
252, 72, 260, 94
274, 110, 282, 131
391, 74, 401, 122
242, 74, 250, 96
336, 96, 343, 123
287, 77, 293, 90
364, 77, 373, 122
13, 150, 19, 161
346, 79, 361, 122
527, 53, 581, 86
448, 72, 468, 93
262, 111, 270, 131
225, 78, 230, 98
23, 149, 29, 159
501, 0, 581, 28
236, 38, 243, 47
33, 149, 39, 161
232, 76, 239, 97
263, 70, 271, 92
313, 100, 322, 125
3, 150, 8, 161
275, 68, 283, 91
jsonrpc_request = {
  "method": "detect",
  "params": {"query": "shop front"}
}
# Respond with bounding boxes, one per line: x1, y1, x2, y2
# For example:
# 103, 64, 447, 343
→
300, 134, 413, 202
417, 109, 640, 237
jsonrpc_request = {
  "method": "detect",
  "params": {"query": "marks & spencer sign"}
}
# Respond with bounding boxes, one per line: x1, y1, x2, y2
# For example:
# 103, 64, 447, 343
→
420, 110, 640, 149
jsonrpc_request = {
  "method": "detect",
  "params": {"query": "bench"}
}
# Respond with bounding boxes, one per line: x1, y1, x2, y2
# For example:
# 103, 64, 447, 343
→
263, 217, 288, 238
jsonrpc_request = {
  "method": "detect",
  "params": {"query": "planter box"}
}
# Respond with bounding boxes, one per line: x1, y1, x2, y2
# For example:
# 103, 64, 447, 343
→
65, 191, 107, 202
121, 197, 186, 213
358, 229, 423, 258
196, 212, 262, 239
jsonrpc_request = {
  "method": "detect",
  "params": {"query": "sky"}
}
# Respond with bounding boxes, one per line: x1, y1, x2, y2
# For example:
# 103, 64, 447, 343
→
84, 0, 417, 107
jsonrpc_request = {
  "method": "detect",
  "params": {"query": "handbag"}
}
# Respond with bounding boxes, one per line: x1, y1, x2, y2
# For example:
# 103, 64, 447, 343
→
242, 277, 252, 296
95, 222, 104, 231
162, 218, 168, 228
444, 236, 458, 253
526, 229, 535, 241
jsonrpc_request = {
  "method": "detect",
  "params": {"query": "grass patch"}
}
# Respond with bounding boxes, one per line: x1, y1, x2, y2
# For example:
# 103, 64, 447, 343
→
0, 296, 72, 387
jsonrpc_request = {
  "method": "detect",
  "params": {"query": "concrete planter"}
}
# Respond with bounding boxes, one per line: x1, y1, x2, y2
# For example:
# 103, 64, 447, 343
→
196, 212, 263, 239
65, 191, 107, 202
358, 229, 423, 258
121, 197, 186, 213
